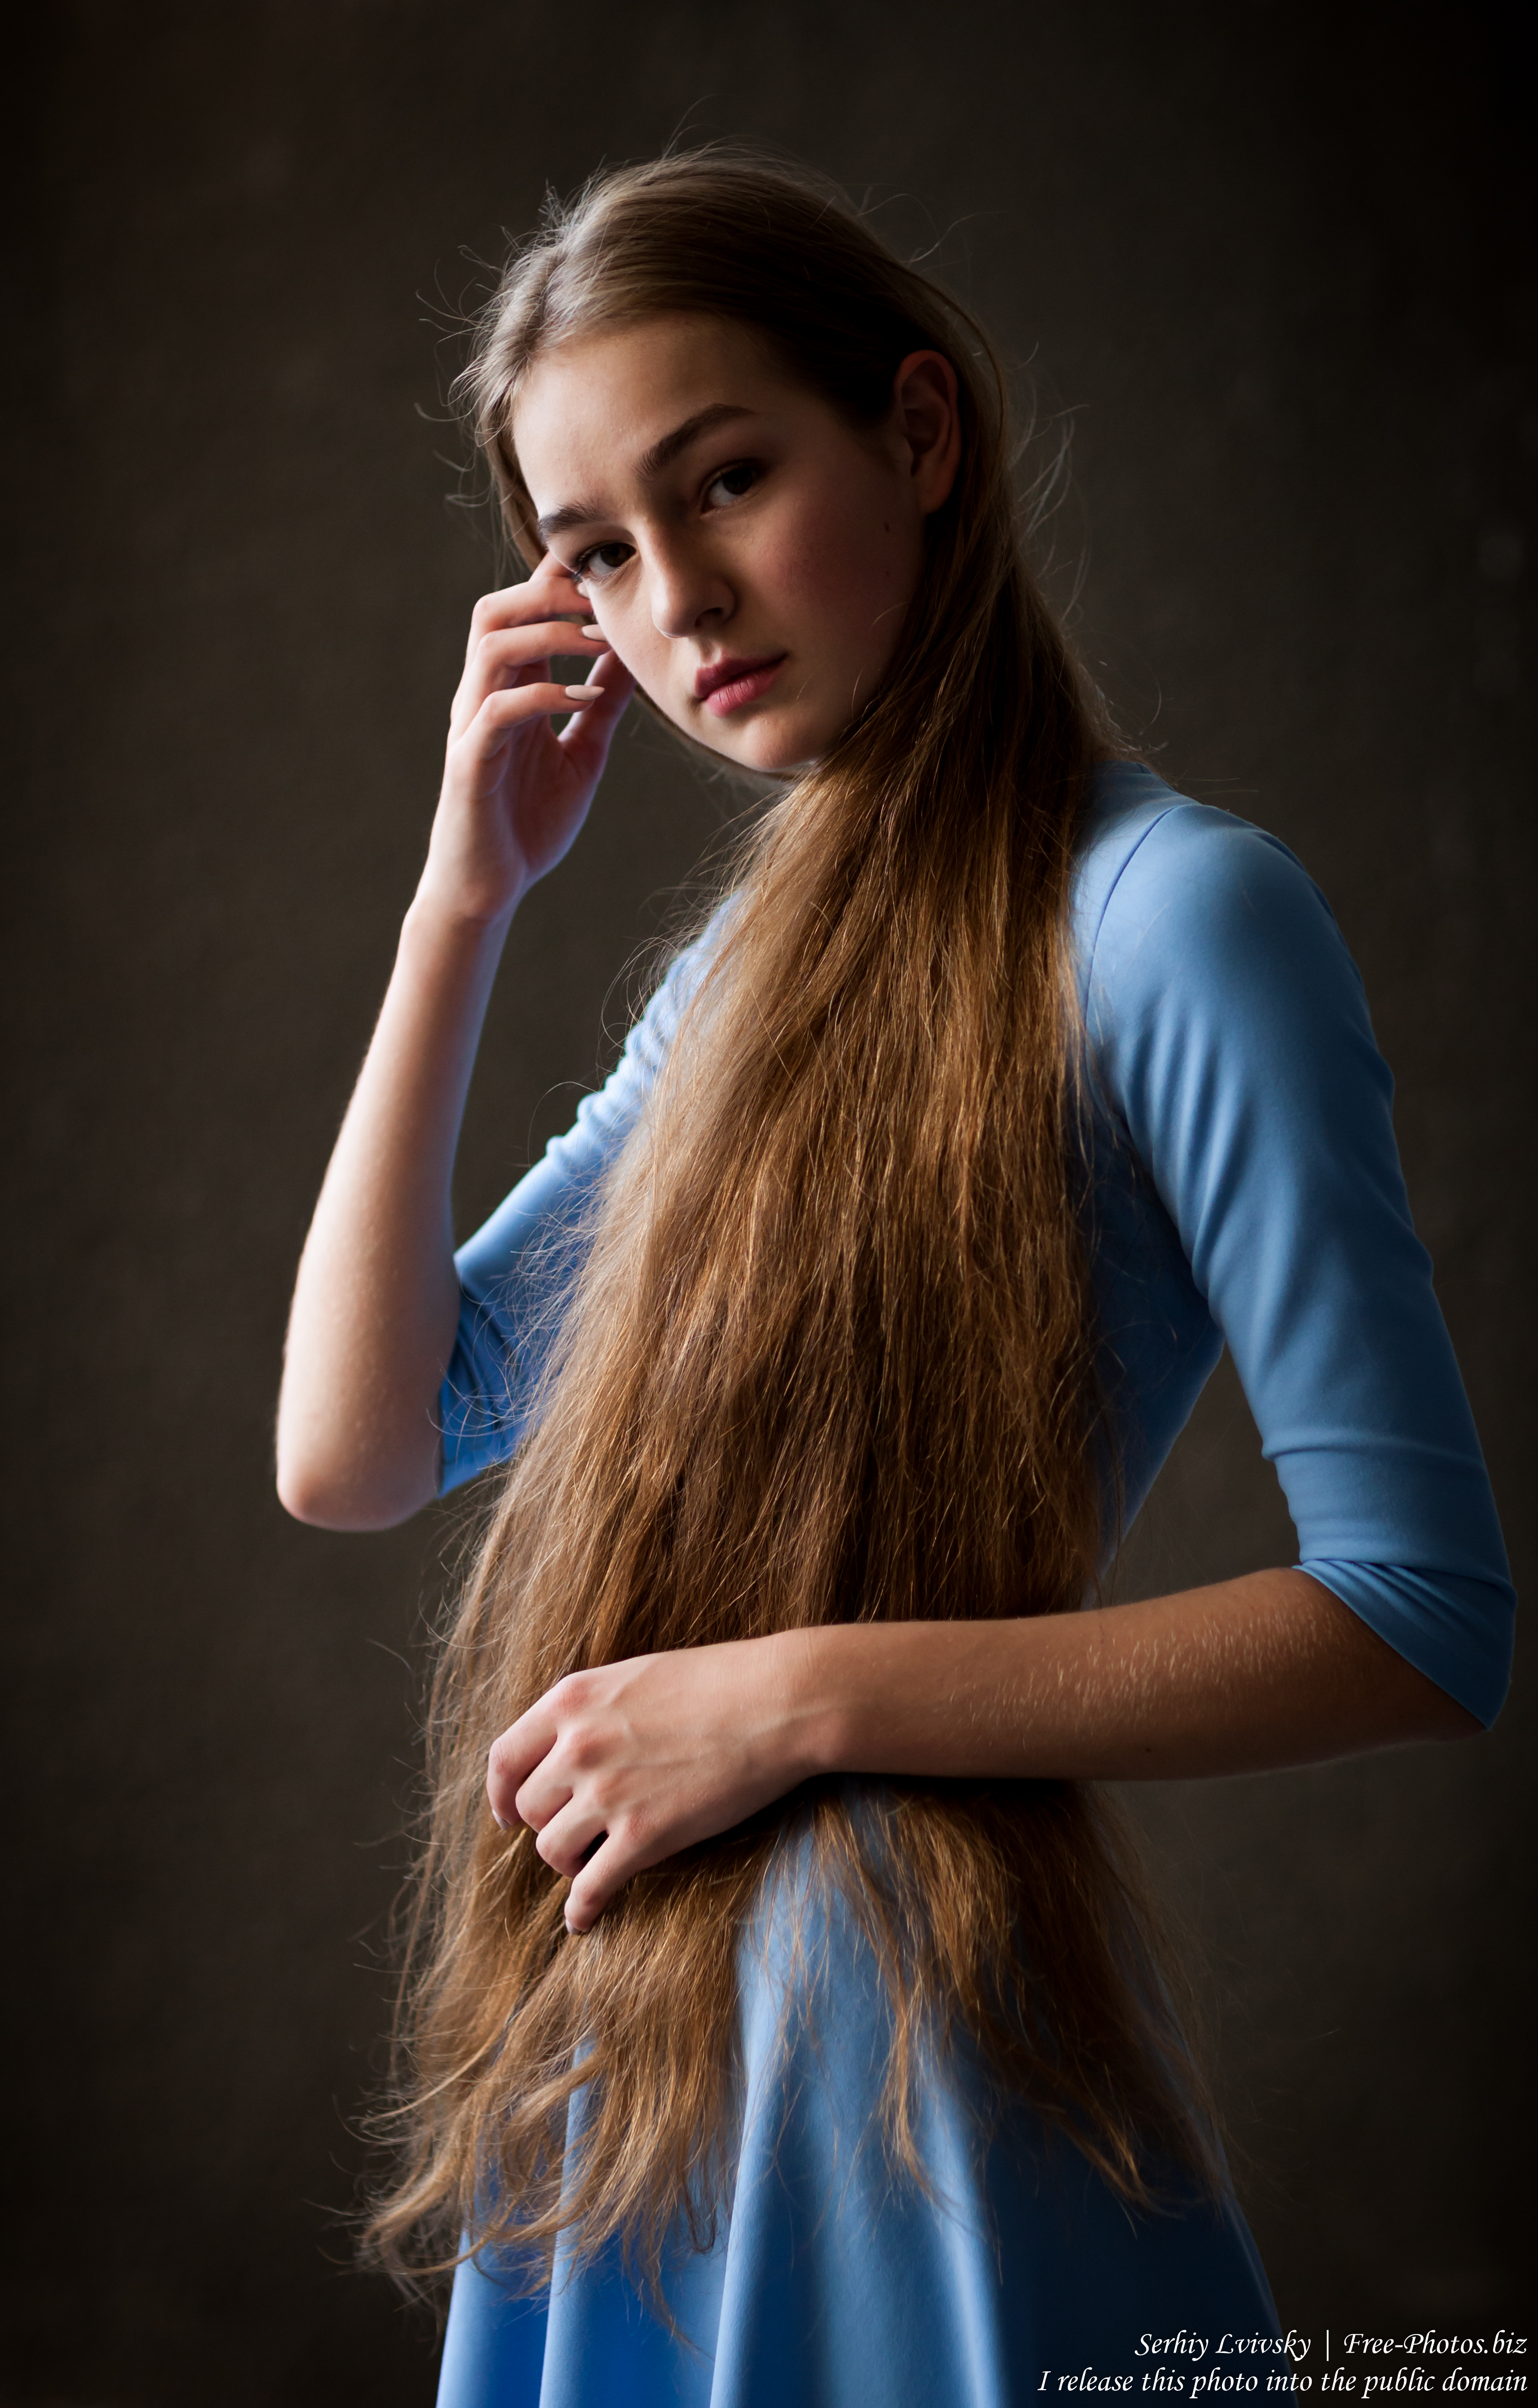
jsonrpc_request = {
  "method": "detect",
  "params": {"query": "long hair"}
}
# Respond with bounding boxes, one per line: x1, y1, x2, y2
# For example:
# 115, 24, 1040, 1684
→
367, 151, 1213, 2293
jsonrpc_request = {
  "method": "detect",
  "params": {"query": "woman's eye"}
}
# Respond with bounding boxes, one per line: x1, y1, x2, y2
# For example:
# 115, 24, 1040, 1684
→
703, 461, 761, 508
571, 540, 632, 592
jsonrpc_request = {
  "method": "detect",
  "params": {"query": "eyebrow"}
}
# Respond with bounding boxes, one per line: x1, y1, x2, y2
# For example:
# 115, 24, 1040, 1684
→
533, 402, 755, 544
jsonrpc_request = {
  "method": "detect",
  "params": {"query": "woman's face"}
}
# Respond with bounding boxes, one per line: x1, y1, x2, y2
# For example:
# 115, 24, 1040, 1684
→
510, 314, 961, 773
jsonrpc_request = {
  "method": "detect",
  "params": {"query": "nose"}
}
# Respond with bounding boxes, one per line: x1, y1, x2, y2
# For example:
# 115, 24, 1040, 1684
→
646, 537, 732, 641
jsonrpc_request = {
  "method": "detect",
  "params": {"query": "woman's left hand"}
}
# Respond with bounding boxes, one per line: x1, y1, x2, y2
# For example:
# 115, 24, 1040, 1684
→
487, 1636, 825, 1933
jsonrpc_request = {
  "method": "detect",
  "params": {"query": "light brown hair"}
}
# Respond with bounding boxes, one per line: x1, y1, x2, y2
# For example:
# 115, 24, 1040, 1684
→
367, 149, 1213, 2293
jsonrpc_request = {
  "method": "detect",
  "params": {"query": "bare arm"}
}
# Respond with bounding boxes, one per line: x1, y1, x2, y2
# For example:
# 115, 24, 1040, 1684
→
785, 1569, 1478, 1783
275, 563, 631, 1529
274, 897, 509, 1529
491, 1571, 1478, 1932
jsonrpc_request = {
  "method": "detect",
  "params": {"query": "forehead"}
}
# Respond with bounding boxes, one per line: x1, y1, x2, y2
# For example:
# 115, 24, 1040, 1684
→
510, 314, 805, 498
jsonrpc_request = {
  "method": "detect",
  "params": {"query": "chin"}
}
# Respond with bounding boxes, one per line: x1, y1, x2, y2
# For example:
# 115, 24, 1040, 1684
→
726, 715, 837, 778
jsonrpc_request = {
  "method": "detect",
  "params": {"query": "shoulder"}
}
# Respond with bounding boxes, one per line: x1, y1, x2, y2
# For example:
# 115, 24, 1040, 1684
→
1072, 762, 1362, 1046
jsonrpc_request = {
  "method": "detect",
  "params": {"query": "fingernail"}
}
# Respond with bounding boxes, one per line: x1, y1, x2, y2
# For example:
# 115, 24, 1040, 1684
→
565, 684, 601, 700
581, 624, 602, 638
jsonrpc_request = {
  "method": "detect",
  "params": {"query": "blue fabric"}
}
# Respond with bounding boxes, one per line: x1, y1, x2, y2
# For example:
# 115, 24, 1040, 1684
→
1068, 768, 1513, 1723
439, 1841, 1280, 2407
440, 904, 725, 1484
432, 761, 1514, 2402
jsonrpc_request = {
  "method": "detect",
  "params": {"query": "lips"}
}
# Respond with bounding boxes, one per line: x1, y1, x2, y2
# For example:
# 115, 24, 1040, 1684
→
694, 653, 787, 716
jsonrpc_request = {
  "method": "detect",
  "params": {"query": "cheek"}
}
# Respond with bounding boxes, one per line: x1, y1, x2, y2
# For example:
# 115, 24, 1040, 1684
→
767, 490, 919, 639
592, 593, 664, 684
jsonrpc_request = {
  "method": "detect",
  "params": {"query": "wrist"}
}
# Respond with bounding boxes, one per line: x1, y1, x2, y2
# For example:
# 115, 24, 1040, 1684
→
764, 1626, 859, 1781
401, 882, 519, 961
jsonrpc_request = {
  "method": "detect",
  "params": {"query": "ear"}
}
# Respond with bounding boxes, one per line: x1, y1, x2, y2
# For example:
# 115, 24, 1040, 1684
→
891, 350, 962, 515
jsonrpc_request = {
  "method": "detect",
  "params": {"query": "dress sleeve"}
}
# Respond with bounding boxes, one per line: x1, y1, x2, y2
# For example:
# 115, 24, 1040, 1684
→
1085, 804, 1515, 1726
438, 914, 723, 1494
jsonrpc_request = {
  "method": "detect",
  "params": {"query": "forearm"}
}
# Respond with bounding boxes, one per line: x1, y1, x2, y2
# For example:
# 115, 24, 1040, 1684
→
493, 1572, 1479, 1931
275, 894, 513, 1529
784, 1571, 1478, 1786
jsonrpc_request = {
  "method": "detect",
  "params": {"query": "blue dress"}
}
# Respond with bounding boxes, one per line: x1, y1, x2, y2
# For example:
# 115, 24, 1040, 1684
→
432, 763, 1515, 2405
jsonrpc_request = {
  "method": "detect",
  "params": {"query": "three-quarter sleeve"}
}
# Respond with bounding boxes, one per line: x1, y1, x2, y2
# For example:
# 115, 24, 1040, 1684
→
438, 914, 723, 1493
1083, 796, 1515, 1725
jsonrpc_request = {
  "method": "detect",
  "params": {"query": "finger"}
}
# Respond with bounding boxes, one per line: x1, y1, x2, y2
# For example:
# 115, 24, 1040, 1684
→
564, 1823, 658, 1933
476, 618, 608, 667
556, 652, 637, 777
461, 682, 606, 760
510, 1745, 582, 1832
486, 1699, 560, 1826
564, 642, 632, 703
455, 622, 607, 724
469, 555, 578, 616
532, 1796, 609, 1878
464, 562, 588, 656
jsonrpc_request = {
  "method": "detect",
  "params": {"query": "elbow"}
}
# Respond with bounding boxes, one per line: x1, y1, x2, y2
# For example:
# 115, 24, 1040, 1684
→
274, 1439, 434, 1532
1306, 1573, 1502, 1749
1416, 1686, 1486, 1745
273, 1462, 345, 1530
1374, 1650, 1487, 1748
275, 1469, 330, 1527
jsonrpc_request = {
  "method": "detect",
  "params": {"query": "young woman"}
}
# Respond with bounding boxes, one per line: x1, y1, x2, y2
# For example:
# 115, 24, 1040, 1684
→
276, 153, 1514, 2405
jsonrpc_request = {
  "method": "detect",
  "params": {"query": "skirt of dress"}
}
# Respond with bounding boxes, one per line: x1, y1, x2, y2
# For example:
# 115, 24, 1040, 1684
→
436, 1844, 1279, 2408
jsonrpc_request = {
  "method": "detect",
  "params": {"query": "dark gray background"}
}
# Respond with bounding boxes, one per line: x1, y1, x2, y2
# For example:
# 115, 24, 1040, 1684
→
4, 2, 1532, 2399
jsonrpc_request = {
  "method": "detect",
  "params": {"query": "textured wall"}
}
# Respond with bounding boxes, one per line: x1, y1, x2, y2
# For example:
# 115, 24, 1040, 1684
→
4, 2, 1531, 2398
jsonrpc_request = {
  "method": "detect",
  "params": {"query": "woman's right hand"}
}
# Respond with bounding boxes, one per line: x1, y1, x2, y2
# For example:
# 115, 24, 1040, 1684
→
418, 557, 637, 927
